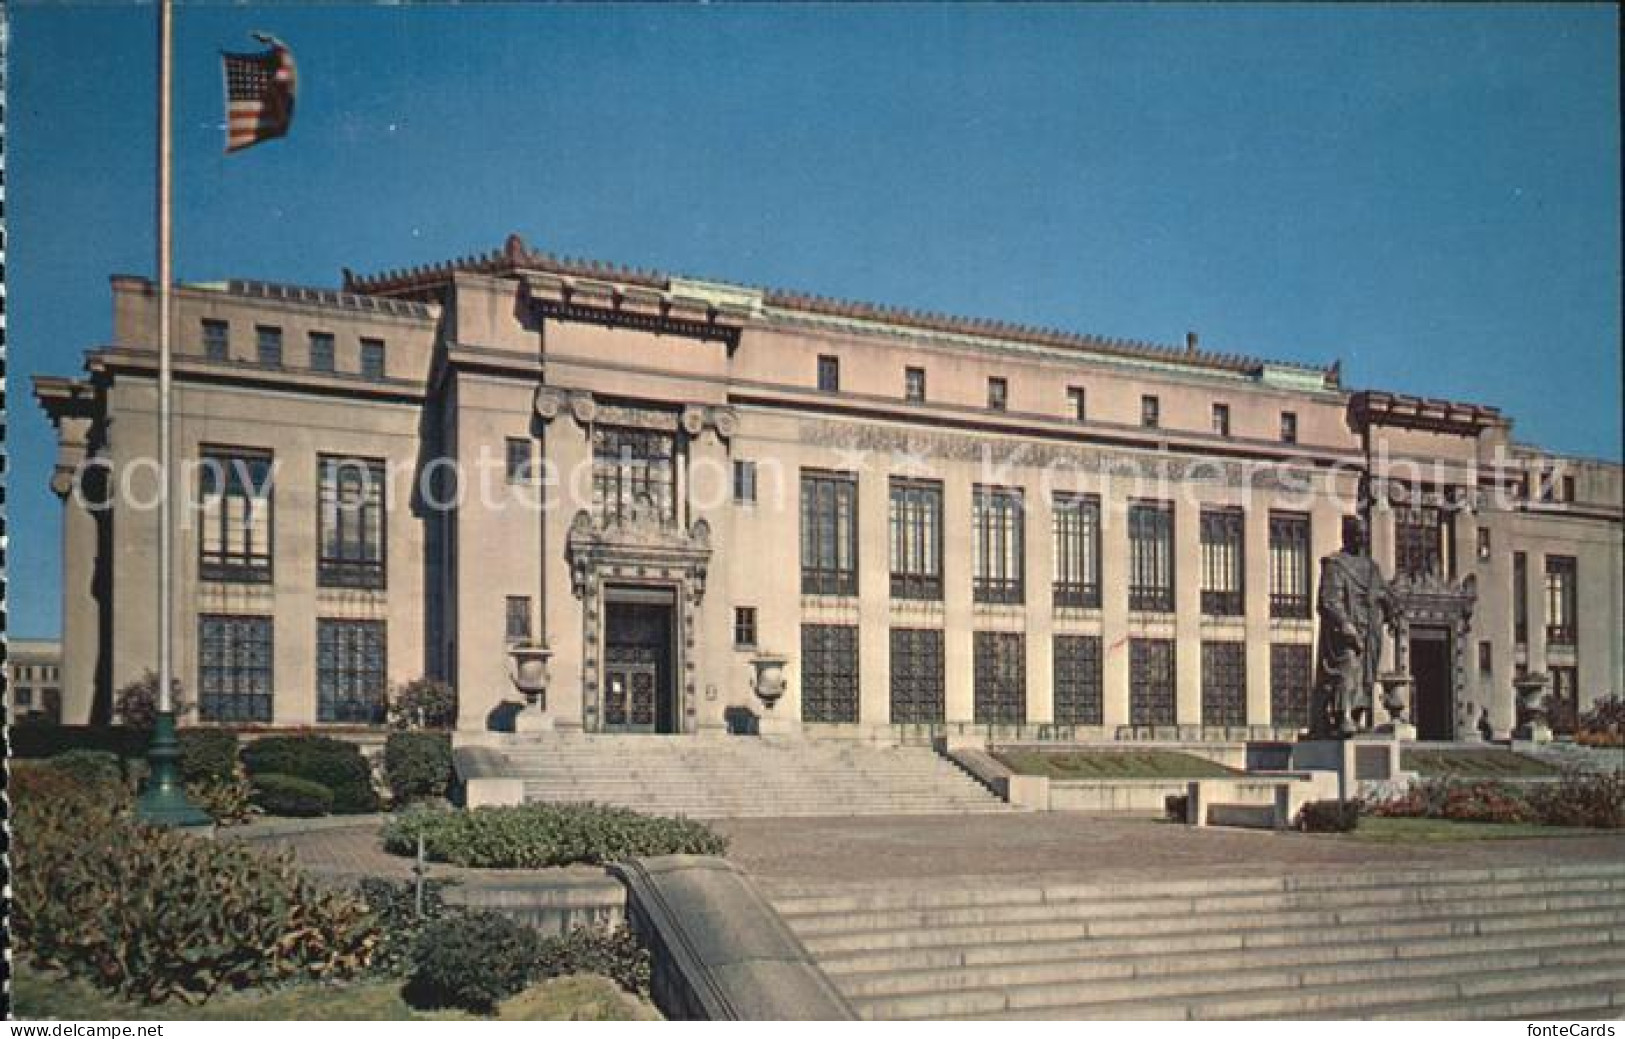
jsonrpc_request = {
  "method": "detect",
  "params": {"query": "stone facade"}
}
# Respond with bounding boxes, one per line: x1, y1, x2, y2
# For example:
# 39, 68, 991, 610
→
34, 238, 1624, 740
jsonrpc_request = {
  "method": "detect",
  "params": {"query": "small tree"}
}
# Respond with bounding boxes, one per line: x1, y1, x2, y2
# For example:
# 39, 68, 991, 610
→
114, 670, 194, 730
389, 678, 457, 731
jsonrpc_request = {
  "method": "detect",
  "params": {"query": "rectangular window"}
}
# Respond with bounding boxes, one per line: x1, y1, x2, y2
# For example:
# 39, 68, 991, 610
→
1052, 493, 1101, 609
973, 486, 1025, 604
889, 478, 943, 600
1129, 638, 1176, 726
317, 619, 387, 724
817, 354, 840, 392
1280, 411, 1298, 444
801, 624, 859, 723
1270, 644, 1312, 729
1545, 556, 1577, 646
1548, 666, 1579, 735
1200, 508, 1245, 616
1562, 474, 1576, 503
506, 596, 532, 641
1395, 505, 1447, 578
1476, 527, 1491, 561
360, 338, 386, 380
1513, 551, 1529, 644
801, 471, 858, 596
973, 631, 1026, 724
905, 366, 927, 402
199, 448, 274, 583
1054, 634, 1104, 725
734, 607, 758, 648
1211, 403, 1231, 437
318, 456, 386, 589
256, 325, 283, 367
1201, 641, 1247, 727
1268, 512, 1312, 619
309, 331, 335, 372
890, 628, 945, 724
593, 426, 676, 523
1141, 395, 1160, 429
202, 319, 229, 360
733, 460, 757, 504
506, 437, 532, 484
1067, 386, 1086, 422
198, 615, 273, 723
987, 376, 1008, 412
1478, 640, 1493, 674
1128, 501, 1174, 612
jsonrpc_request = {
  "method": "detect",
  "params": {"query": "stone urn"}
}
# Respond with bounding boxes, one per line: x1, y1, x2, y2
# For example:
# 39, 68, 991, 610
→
1513, 672, 1552, 744
749, 652, 790, 712
508, 642, 554, 732
1376, 671, 1416, 741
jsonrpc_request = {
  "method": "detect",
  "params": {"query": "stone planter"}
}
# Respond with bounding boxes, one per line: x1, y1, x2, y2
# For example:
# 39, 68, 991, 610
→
1513, 672, 1552, 744
1376, 671, 1415, 741
508, 642, 554, 732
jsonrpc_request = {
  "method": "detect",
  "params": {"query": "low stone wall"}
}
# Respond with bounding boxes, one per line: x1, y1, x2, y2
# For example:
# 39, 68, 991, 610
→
447, 870, 626, 935
1048, 778, 1192, 814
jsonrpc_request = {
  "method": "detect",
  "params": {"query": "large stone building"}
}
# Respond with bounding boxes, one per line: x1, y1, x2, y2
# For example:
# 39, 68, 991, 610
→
35, 236, 1623, 740
7, 639, 64, 725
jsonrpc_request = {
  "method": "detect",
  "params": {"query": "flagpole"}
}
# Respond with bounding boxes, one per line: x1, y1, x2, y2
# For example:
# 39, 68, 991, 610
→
139, 0, 209, 828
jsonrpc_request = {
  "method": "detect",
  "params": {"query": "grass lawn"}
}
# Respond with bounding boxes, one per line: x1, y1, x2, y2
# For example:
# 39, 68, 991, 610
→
1400, 748, 1559, 779
1345, 816, 1598, 843
10, 963, 660, 1021
995, 749, 1238, 779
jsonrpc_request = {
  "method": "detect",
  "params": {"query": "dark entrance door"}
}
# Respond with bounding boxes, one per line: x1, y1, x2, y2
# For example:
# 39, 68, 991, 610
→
1411, 628, 1454, 741
602, 588, 676, 734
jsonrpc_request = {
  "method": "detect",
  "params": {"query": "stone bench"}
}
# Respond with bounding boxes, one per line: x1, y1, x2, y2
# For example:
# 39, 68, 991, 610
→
1183, 772, 1339, 830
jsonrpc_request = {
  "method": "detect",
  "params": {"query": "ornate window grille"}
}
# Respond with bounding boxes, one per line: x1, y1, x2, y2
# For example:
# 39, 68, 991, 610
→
1052, 493, 1101, 609
198, 614, 273, 723
1270, 643, 1312, 729
1395, 504, 1448, 578
973, 631, 1026, 724
1129, 638, 1176, 726
801, 624, 859, 723
593, 426, 676, 524
890, 627, 944, 723
889, 478, 943, 600
1269, 512, 1311, 619
1128, 501, 1174, 613
317, 619, 387, 724
973, 486, 1025, 604
318, 456, 386, 589
801, 471, 858, 596
1201, 641, 1247, 727
1545, 556, 1577, 646
199, 448, 274, 583
1053, 635, 1103, 725
1199, 507, 1245, 617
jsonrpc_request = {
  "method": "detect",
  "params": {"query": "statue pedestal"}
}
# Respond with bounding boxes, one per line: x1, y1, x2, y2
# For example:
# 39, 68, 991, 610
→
1290, 735, 1405, 799
1513, 720, 1552, 746
513, 704, 556, 733
756, 713, 800, 737
1374, 721, 1417, 742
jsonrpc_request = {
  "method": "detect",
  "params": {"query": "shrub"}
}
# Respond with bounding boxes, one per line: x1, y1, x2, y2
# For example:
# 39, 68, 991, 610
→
9, 761, 131, 816
178, 729, 240, 784
45, 749, 126, 787
1528, 771, 1625, 829
385, 731, 454, 805
113, 671, 193, 730
10, 725, 151, 763
382, 803, 728, 869
1164, 794, 1189, 822
241, 735, 379, 814
357, 877, 457, 978
252, 773, 335, 817
1578, 694, 1625, 747
12, 783, 378, 1003
1297, 799, 1360, 833
187, 769, 259, 825
534, 926, 650, 995
406, 910, 542, 1013
390, 678, 458, 731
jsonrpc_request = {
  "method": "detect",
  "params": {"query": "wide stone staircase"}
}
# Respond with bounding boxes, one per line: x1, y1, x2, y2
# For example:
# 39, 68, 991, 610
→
767, 863, 1625, 1020
497, 733, 1012, 817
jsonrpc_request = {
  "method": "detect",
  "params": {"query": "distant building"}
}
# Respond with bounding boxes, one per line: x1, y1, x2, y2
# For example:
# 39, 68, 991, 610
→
8, 639, 64, 725
35, 236, 1623, 739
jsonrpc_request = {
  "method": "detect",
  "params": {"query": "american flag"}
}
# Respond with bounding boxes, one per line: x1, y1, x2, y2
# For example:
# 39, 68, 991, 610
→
223, 35, 297, 154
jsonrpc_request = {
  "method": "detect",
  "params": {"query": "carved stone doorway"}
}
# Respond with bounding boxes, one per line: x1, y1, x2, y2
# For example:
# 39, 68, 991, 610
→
602, 586, 677, 735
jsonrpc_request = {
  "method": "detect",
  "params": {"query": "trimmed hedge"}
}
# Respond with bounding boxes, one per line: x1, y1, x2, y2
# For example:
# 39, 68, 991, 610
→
384, 731, 454, 805
10, 725, 151, 762
241, 735, 379, 814
1297, 799, 1360, 833
252, 773, 335, 817
406, 911, 542, 1013
45, 749, 126, 787
177, 729, 240, 784
383, 803, 728, 868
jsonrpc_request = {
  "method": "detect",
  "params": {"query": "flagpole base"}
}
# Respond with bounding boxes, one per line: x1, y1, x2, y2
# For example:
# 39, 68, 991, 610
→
135, 712, 213, 830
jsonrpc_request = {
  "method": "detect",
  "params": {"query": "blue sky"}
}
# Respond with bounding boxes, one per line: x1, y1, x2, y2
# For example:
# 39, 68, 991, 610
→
7, 3, 1620, 638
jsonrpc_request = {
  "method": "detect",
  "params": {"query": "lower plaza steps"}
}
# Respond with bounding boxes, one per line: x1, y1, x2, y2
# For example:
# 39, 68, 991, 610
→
497, 732, 1013, 817
766, 863, 1625, 1020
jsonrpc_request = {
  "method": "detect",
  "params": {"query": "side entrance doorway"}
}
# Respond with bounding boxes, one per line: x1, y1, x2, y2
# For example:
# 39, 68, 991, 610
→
1410, 626, 1454, 741
602, 586, 678, 734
